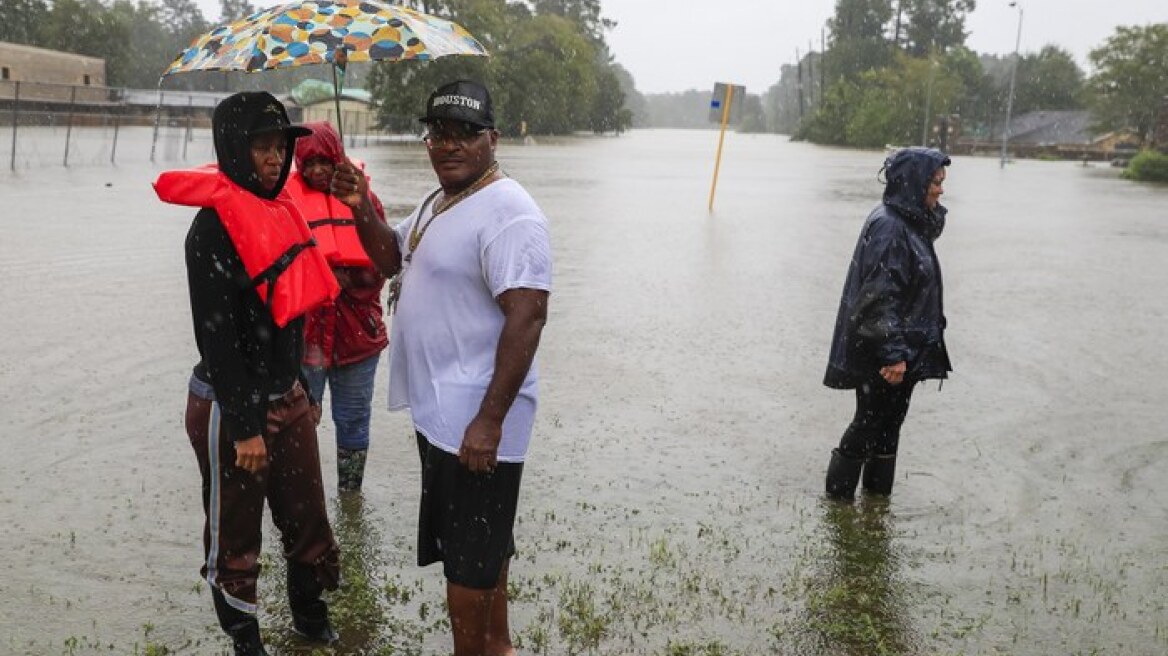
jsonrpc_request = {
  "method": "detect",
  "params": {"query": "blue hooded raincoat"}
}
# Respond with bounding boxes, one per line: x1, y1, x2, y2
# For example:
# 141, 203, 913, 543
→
824, 147, 953, 389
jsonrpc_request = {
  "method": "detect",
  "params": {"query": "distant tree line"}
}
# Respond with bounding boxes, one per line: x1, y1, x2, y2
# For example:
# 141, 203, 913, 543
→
784, 0, 1167, 148
2, 0, 1162, 144
633, 3, 1166, 152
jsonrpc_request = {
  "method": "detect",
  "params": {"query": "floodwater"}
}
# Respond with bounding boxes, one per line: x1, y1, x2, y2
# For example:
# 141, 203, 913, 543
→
2, 128, 1166, 655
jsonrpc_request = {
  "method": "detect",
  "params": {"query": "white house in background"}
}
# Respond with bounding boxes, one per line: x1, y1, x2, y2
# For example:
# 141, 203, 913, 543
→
284, 80, 383, 135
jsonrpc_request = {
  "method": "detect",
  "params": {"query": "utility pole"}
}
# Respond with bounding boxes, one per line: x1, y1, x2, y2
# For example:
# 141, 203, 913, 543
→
893, 0, 904, 47
821, 27, 826, 94
1000, 1, 1024, 168
795, 47, 804, 119
807, 40, 814, 106
922, 44, 936, 146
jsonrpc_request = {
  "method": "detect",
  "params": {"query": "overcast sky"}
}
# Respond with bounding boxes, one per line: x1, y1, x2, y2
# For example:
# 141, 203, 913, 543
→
190, 0, 1165, 94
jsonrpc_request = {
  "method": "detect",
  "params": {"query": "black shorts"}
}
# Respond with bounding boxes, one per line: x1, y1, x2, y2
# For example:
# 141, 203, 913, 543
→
415, 432, 524, 589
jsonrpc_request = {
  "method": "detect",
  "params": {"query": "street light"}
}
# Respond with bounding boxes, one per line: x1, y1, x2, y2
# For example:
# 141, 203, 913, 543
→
1000, 1, 1024, 168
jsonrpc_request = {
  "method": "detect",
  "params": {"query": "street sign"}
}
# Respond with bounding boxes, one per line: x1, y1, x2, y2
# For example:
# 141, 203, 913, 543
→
708, 82, 746, 212
708, 83, 745, 125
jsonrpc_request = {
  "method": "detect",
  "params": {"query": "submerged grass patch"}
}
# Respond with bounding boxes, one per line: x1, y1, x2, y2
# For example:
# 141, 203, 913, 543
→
55, 485, 1167, 655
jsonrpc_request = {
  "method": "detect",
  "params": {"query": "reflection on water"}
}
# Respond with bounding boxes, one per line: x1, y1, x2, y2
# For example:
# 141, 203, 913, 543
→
260, 493, 391, 653
327, 494, 388, 651
805, 499, 915, 656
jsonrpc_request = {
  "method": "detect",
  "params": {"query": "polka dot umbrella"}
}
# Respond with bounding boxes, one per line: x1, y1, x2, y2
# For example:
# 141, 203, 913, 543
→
161, 0, 489, 140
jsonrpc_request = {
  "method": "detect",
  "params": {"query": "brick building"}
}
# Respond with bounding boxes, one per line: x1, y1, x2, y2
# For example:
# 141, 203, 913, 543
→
0, 41, 108, 104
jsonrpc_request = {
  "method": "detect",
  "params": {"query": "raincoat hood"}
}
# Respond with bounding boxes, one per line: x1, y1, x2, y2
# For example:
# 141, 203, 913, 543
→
212, 91, 311, 200
294, 121, 345, 169
881, 147, 950, 240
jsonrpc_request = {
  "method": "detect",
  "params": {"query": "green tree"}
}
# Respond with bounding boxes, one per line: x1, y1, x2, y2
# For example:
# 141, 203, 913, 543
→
851, 52, 964, 146
0, 0, 49, 45
824, 0, 894, 82
39, 0, 137, 85
901, 0, 975, 56
1088, 23, 1168, 143
110, 0, 179, 88
531, 0, 613, 43
611, 62, 647, 127
796, 77, 862, 144
798, 51, 965, 147
1012, 45, 1085, 114
494, 14, 598, 134
158, 0, 209, 40
944, 47, 998, 135
218, 0, 256, 23
368, 0, 628, 136
589, 63, 632, 133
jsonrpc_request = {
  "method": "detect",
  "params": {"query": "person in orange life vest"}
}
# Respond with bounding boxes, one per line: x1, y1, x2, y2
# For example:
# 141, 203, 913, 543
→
153, 92, 342, 656
284, 121, 389, 492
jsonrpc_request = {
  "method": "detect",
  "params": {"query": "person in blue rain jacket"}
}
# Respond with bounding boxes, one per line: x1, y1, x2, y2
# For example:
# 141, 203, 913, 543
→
823, 147, 953, 499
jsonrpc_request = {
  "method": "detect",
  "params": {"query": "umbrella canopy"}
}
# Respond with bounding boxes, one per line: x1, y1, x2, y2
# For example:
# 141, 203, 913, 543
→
161, 0, 488, 77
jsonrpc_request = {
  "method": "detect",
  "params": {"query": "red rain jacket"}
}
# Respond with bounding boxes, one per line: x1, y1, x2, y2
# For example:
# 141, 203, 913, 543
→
291, 122, 389, 368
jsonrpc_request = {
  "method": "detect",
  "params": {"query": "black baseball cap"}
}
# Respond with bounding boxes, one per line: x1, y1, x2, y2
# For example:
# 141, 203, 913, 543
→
245, 92, 313, 139
212, 92, 312, 199
419, 80, 495, 128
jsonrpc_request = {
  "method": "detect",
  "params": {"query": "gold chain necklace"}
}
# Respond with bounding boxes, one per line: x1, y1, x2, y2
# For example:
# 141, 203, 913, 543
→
406, 161, 500, 259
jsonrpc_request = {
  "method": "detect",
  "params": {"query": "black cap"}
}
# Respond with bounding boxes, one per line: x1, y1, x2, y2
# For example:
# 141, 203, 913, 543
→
213, 91, 311, 200
419, 80, 494, 128
244, 93, 313, 139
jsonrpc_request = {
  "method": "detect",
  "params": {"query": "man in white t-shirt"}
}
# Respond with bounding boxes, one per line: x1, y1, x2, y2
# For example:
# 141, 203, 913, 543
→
331, 79, 551, 656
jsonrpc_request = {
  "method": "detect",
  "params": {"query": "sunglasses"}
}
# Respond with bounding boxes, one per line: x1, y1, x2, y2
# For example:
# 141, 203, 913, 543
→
423, 121, 490, 147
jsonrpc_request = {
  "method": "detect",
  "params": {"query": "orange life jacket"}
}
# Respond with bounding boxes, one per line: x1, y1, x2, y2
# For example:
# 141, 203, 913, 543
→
153, 166, 339, 327
284, 171, 373, 267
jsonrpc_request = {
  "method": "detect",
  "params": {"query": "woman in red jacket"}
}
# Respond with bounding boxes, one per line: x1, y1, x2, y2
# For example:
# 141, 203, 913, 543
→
286, 121, 389, 492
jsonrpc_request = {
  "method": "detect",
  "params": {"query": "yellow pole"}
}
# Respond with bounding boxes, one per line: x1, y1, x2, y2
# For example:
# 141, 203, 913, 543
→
708, 84, 734, 212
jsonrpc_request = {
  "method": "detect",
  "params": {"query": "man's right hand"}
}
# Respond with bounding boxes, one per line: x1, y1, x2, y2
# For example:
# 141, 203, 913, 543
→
330, 160, 369, 209
235, 435, 267, 473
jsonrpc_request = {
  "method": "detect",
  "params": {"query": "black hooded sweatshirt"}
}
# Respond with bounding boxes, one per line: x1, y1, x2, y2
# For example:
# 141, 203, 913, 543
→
185, 92, 310, 439
824, 147, 953, 389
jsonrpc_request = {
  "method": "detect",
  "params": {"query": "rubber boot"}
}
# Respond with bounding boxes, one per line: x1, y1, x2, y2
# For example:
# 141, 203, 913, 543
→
862, 453, 898, 496
211, 587, 269, 656
287, 562, 339, 644
337, 447, 368, 492
825, 448, 864, 500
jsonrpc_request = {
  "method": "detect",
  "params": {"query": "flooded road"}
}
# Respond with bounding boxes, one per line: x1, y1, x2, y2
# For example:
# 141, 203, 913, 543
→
1, 128, 1166, 655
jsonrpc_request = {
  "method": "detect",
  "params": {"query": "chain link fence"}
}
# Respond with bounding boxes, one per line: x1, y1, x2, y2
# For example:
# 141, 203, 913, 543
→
0, 80, 398, 171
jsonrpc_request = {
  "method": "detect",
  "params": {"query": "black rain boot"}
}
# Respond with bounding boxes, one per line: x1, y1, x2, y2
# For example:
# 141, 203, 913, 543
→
862, 453, 898, 496
337, 447, 368, 492
287, 562, 339, 644
212, 587, 269, 656
826, 448, 865, 500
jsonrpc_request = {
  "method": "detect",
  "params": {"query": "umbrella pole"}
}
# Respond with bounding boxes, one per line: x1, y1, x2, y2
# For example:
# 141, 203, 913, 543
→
332, 52, 346, 148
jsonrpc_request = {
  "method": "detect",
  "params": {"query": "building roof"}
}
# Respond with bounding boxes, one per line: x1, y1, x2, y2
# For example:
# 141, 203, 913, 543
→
1001, 110, 1094, 146
287, 79, 374, 107
0, 40, 105, 65
120, 88, 230, 109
